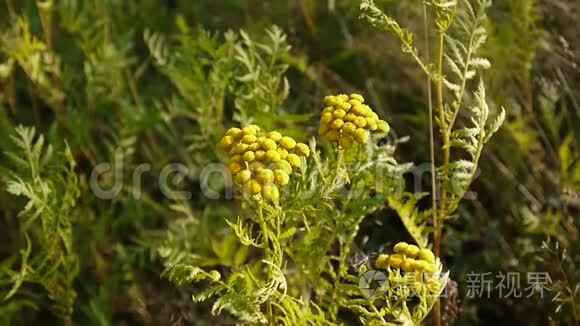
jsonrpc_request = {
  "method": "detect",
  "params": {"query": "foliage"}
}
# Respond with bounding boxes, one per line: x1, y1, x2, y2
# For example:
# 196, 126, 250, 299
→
0, 0, 577, 325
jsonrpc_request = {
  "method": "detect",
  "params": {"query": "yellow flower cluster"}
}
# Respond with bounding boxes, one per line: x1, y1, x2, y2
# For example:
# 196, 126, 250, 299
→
374, 242, 437, 273
220, 125, 310, 204
318, 93, 390, 149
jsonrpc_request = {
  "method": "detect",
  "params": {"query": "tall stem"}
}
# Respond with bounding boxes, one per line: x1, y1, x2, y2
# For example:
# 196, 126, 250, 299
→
434, 33, 447, 258
432, 31, 448, 326
258, 204, 274, 323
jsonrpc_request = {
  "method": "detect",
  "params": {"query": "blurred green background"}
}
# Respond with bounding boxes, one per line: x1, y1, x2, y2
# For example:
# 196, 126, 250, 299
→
0, 0, 578, 325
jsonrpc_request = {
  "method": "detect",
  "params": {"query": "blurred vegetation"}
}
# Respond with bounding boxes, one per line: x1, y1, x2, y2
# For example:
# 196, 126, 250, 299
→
0, 0, 578, 325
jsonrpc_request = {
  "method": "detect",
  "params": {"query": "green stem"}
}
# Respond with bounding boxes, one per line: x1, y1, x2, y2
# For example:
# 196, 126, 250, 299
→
258, 204, 274, 323
433, 31, 447, 326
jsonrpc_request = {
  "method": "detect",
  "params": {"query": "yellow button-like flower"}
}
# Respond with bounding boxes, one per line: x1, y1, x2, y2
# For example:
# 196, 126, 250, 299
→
256, 168, 274, 184
324, 95, 338, 106
277, 147, 289, 159
325, 130, 340, 141
404, 246, 421, 259
243, 151, 255, 162
261, 138, 278, 151
375, 254, 389, 269
225, 127, 243, 138
353, 116, 367, 128
366, 118, 378, 131
280, 136, 297, 150
418, 248, 435, 263
321, 112, 334, 124
255, 150, 265, 161
388, 254, 404, 268
286, 153, 301, 168
265, 150, 281, 163
401, 258, 417, 272
274, 169, 290, 185
235, 170, 252, 185
354, 128, 369, 144
267, 131, 283, 141
344, 113, 356, 122
341, 122, 356, 134
243, 179, 262, 195
261, 184, 280, 203
349, 93, 364, 102
333, 109, 346, 119
277, 160, 293, 174
330, 119, 344, 129
322, 107, 334, 115
229, 162, 243, 175
249, 142, 261, 151
393, 242, 409, 254
242, 134, 257, 144
230, 143, 248, 155
422, 262, 437, 273
295, 143, 310, 157
220, 135, 235, 149
242, 125, 259, 135
249, 161, 264, 172
377, 120, 390, 133
221, 125, 303, 204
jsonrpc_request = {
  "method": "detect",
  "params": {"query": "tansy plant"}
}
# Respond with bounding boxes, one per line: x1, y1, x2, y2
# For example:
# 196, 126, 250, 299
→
161, 0, 504, 325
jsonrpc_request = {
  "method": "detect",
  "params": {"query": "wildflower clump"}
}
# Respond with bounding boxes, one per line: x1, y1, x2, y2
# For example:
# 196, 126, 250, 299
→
220, 125, 310, 204
319, 93, 390, 149
374, 242, 443, 296
374, 242, 437, 273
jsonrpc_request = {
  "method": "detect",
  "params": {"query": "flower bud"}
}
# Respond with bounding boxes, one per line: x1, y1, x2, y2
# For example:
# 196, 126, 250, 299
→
243, 151, 255, 162
262, 184, 280, 204
277, 147, 289, 159
344, 113, 356, 122
354, 128, 369, 144
349, 93, 364, 102
295, 143, 310, 157
321, 112, 334, 124
255, 150, 265, 161
267, 131, 283, 141
333, 109, 346, 119
405, 245, 420, 258
280, 136, 297, 149
375, 254, 389, 269
274, 169, 289, 185
220, 135, 235, 149
418, 248, 435, 263
261, 138, 278, 151
377, 120, 390, 133
393, 242, 409, 254
330, 119, 344, 129
235, 170, 252, 185
286, 153, 301, 168
242, 134, 257, 144
225, 127, 243, 138
256, 168, 274, 184
277, 160, 292, 174
228, 162, 243, 175
265, 150, 281, 163
341, 122, 356, 134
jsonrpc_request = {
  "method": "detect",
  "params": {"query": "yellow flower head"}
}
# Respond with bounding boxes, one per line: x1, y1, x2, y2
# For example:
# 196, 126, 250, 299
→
220, 125, 308, 204
319, 93, 390, 148
377, 242, 438, 274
